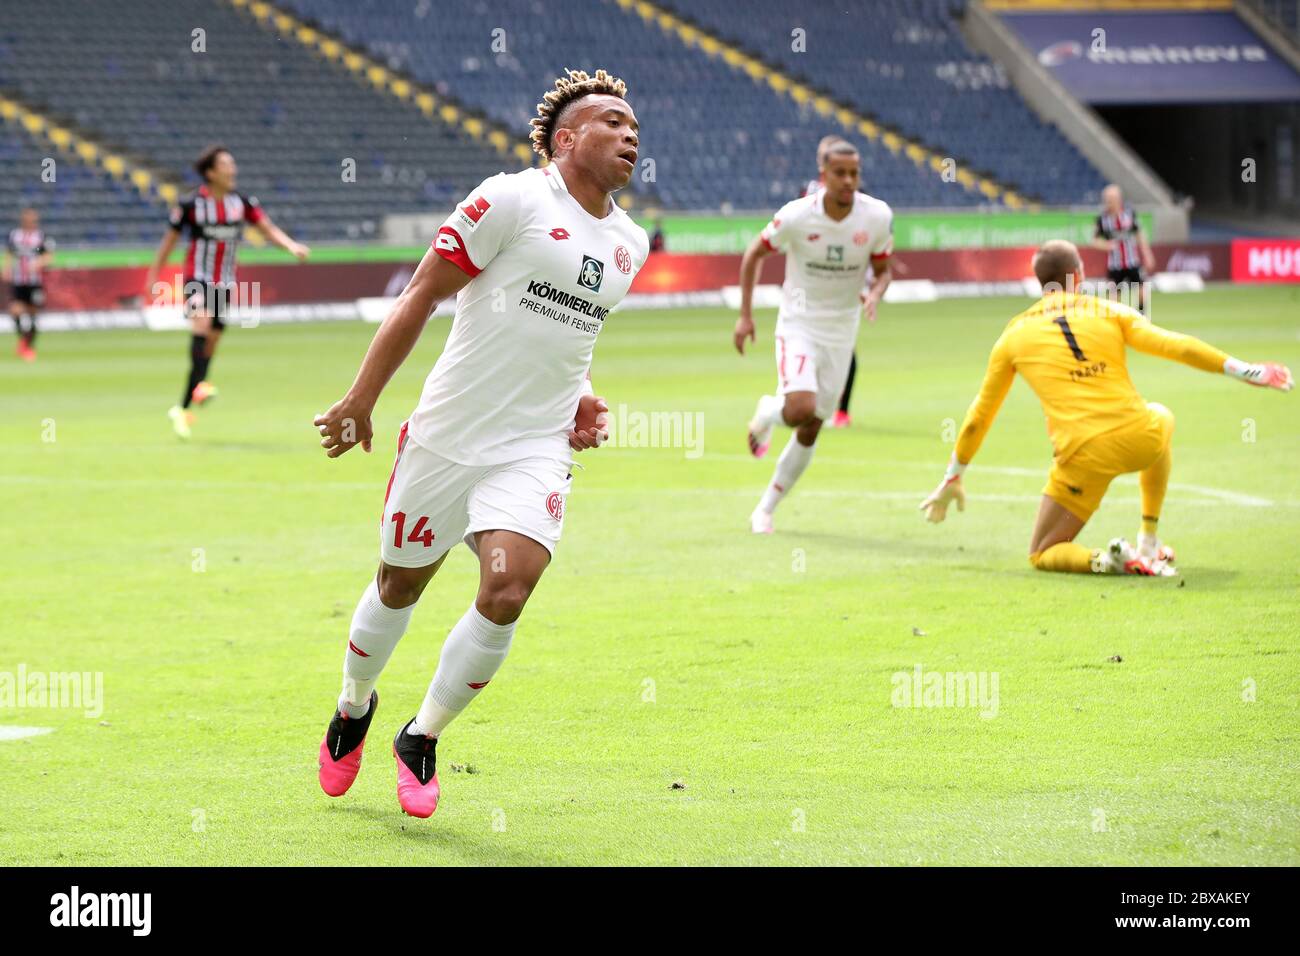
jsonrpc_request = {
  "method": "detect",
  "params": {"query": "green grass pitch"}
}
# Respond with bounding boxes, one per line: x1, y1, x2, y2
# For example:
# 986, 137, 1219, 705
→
1, 285, 1297, 865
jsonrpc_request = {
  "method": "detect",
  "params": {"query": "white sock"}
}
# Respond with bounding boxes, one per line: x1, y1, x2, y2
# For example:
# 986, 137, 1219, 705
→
338, 578, 415, 718
410, 605, 515, 737
1137, 531, 1160, 560
758, 435, 815, 513
754, 393, 783, 428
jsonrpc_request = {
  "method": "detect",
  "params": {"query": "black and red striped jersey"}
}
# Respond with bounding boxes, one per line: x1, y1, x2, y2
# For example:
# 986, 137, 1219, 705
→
168, 185, 265, 285
1095, 205, 1142, 272
7, 228, 52, 286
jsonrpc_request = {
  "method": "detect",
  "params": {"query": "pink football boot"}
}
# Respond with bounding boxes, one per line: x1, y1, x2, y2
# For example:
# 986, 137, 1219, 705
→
318, 691, 378, 797
393, 720, 441, 818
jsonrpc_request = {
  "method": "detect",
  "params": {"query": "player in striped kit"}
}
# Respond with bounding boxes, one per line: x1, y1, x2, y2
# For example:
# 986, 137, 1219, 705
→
4, 208, 53, 362
144, 145, 310, 439
1092, 184, 1154, 314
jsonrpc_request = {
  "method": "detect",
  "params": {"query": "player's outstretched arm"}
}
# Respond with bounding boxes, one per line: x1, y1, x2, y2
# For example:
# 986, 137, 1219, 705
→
734, 234, 772, 355
314, 248, 473, 458
1123, 317, 1294, 391
919, 332, 1015, 523
256, 215, 310, 262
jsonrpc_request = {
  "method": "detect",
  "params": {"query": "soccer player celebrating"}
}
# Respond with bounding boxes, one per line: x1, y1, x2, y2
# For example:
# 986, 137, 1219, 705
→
919, 239, 1292, 575
312, 69, 647, 818
144, 145, 310, 439
1092, 183, 1154, 314
5, 208, 53, 362
734, 139, 893, 533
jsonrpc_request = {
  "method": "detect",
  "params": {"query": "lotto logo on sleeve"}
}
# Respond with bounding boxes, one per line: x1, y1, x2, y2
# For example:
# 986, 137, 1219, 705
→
458, 195, 491, 230
546, 491, 565, 521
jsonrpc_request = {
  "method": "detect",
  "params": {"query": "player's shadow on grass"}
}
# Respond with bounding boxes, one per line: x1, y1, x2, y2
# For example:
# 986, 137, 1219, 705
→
325, 803, 563, 865
984, 564, 1240, 588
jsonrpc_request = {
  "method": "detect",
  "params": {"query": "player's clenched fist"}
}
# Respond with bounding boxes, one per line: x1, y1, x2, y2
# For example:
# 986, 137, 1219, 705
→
919, 476, 966, 523
314, 398, 374, 458
569, 393, 610, 451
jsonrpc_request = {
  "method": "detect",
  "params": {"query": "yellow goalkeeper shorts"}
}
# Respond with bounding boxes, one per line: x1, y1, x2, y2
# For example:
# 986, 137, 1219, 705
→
1043, 402, 1174, 521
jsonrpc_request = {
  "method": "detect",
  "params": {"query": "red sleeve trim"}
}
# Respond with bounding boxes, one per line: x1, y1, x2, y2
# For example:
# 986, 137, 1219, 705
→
870, 251, 892, 261
241, 195, 265, 225
760, 234, 776, 253
433, 225, 481, 277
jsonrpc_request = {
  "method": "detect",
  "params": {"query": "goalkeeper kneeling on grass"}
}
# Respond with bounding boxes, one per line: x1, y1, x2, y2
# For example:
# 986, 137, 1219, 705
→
919, 239, 1292, 577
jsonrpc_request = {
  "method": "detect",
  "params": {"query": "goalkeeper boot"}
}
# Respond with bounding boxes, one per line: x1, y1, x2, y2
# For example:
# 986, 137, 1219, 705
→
1137, 533, 1178, 577
1096, 537, 1155, 576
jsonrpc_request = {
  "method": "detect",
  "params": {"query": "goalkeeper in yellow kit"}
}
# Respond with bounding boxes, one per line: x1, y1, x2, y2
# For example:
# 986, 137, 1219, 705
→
920, 240, 1293, 576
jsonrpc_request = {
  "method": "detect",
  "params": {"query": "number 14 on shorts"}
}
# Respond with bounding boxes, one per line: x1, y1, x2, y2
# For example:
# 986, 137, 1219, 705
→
391, 511, 435, 549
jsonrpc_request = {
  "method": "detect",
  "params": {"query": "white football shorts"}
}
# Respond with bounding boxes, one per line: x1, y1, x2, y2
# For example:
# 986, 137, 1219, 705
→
773, 328, 855, 422
379, 422, 573, 568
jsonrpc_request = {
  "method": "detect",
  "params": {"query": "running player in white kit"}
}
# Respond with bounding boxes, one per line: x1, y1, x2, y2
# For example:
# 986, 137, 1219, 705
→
312, 69, 647, 818
733, 140, 894, 533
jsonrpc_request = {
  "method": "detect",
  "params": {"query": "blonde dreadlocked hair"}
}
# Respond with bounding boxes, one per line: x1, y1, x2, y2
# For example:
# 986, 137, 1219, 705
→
529, 68, 629, 162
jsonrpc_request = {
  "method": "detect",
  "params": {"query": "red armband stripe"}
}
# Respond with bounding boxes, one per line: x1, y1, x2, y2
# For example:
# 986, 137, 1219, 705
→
433, 225, 481, 277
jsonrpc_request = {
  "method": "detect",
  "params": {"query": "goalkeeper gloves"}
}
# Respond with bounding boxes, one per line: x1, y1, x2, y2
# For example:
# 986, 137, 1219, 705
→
1225, 359, 1294, 391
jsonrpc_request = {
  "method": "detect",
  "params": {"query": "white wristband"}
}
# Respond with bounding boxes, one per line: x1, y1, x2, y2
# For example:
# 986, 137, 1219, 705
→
1224, 357, 1260, 383
943, 454, 966, 483
581, 377, 595, 397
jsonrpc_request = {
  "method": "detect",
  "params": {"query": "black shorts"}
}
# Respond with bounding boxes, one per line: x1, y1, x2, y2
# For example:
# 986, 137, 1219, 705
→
1105, 268, 1146, 310
11, 284, 44, 308
183, 281, 230, 330
1107, 267, 1144, 286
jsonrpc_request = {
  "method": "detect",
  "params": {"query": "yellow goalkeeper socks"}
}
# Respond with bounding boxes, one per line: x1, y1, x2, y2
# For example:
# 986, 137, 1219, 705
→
1030, 542, 1095, 574
1140, 447, 1171, 531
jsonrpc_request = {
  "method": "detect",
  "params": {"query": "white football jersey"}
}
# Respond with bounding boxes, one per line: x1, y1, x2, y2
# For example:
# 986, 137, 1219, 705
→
759, 191, 893, 346
410, 164, 649, 465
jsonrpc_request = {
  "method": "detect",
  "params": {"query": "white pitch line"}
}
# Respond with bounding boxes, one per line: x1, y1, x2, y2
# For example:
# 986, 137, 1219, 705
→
650, 453, 1281, 507
577, 488, 1251, 509
0, 460, 1289, 509
0, 726, 54, 741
